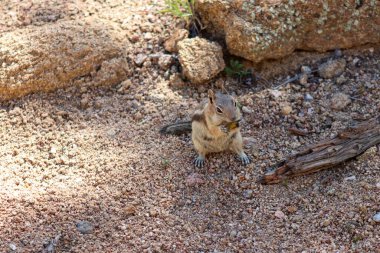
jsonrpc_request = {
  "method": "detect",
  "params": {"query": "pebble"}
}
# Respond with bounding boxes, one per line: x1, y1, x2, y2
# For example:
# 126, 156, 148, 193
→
281, 105, 292, 115
9, 243, 17, 251
304, 93, 313, 101
344, 175, 356, 181
134, 53, 147, 66
299, 74, 308, 85
318, 59, 346, 79
336, 75, 347, 85
330, 93, 351, 110
376, 182, 380, 189
158, 54, 173, 70
76, 220, 94, 234
274, 210, 286, 219
185, 173, 205, 187
243, 189, 253, 199
301, 65, 312, 73
352, 57, 360, 66
373, 212, 380, 223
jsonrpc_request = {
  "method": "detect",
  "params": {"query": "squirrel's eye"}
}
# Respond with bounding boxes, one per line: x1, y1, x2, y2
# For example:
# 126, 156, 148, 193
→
216, 107, 223, 114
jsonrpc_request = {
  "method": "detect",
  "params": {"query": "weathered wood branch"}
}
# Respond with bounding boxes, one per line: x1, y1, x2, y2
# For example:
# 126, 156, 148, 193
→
258, 116, 380, 184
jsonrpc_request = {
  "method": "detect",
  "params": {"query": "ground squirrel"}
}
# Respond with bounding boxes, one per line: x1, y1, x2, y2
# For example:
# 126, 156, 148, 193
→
160, 90, 251, 167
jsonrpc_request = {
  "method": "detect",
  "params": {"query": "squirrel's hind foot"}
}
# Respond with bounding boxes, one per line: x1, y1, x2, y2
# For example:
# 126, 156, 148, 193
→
194, 155, 205, 168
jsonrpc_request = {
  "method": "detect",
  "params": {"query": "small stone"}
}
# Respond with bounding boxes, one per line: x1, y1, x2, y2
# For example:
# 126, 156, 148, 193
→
144, 32, 153, 40
281, 105, 292, 115
299, 74, 308, 85
352, 57, 360, 66
304, 93, 313, 101
243, 137, 256, 148
376, 182, 380, 189
243, 189, 253, 199
269, 89, 282, 99
158, 54, 173, 70
80, 97, 90, 109
274, 210, 286, 219
242, 106, 252, 114
330, 93, 351, 111
344, 175, 356, 181
373, 212, 380, 223
186, 173, 205, 187
318, 59, 346, 79
287, 206, 298, 213
301, 65, 312, 73
134, 53, 147, 66
76, 221, 94, 234
124, 205, 137, 216
9, 243, 17, 251
322, 219, 331, 227
336, 75, 347, 85
334, 49, 343, 57
230, 230, 237, 237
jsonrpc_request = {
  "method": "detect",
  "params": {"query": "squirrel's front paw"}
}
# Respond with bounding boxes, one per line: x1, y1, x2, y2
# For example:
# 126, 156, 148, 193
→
194, 156, 205, 168
239, 153, 251, 166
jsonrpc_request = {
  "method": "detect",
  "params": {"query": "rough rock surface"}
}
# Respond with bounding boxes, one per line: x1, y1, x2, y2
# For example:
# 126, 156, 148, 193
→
178, 37, 225, 84
330, 92, 351, 110
196, 0, 380, 63
0, 20, 129, 101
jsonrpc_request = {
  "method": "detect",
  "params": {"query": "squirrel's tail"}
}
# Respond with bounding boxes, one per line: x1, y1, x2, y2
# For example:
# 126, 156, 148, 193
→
160, 121, 192, 135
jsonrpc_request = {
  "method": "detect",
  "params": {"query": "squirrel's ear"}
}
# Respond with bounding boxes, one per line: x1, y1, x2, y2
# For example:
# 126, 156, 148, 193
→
208, 89, 215, 104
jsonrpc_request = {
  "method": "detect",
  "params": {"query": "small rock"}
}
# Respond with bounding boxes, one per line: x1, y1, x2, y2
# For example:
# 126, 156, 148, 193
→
243, 137, 256, 148
243, 189, 253, 199
301, 65, 312, 73
158, 54, 173, 70
274, 210, 286, 219
144, 32, 153, 40
124, 205, 137, 216
318, 59, 346, 79
242, 106, 252, 114
269, 89, 282, 99
299, 74, 308, 85
304, 93, 313, 101
134, 53, 147, 66
230, 230, 237, 237
76, 220, 94, 234
330, 93, 351, 111
164, 29, 189, 53
344, 175, 356, 181
352, 57, 360, 66
376, 182, 380, 189
178, 37, 225, 84
9, 243, 17, 251
80, 97, 90, 109
336, 75, 347, 85
287, 206, 298, 213
373, 212, 380, 223
186, 173, 205, 187
281, 105, 292, 115
322, 219, 331, 227
334, 49, 343, 57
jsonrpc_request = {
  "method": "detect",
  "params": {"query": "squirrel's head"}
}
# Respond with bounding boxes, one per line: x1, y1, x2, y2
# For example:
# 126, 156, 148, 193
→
206, 89, 241, 126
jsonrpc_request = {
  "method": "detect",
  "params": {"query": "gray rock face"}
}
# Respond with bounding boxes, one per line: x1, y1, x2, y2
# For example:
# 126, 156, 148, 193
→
196, 0, 380, 63
178, 37, 225, 84
0, 20, 129, 101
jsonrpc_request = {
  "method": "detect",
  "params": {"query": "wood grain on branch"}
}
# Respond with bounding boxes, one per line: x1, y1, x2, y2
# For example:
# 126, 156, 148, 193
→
258, 116, 380, 184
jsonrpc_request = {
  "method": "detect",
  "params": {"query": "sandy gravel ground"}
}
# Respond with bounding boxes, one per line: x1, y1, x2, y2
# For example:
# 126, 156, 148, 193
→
0, 1, 379, 252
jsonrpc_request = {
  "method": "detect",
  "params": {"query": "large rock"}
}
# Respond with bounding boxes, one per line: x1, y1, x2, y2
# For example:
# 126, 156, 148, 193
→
178, 37, 225, 84
196, 0, 380, 63
0, 20, 129, 101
